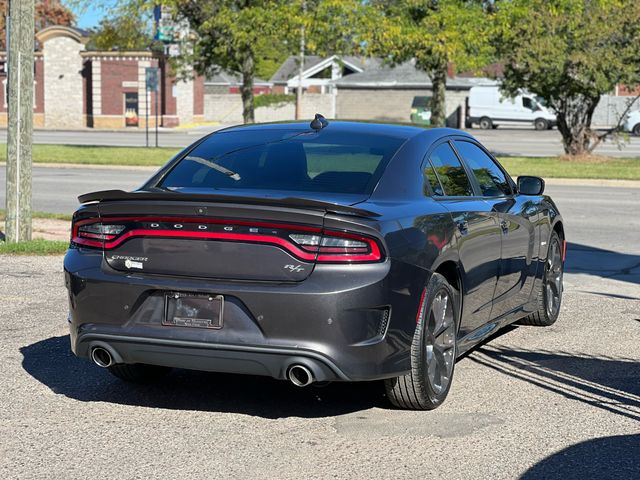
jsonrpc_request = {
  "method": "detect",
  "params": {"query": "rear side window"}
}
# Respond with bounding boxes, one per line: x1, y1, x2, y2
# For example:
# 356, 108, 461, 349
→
426, 142, 473, 197
160, 129, 405, 195
454, 141, 512, 197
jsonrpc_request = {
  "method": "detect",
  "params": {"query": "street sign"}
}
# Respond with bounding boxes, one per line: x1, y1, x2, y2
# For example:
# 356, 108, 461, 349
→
154, 5, 176, 43
145, 67, 159, 92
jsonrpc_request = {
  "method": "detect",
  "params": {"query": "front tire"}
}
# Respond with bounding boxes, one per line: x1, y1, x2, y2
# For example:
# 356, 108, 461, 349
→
108, 363, 171, 383
385, 273, 458, 410
534, 118, 549, 131
519, 231, 564, 326
479, 117, 493, 129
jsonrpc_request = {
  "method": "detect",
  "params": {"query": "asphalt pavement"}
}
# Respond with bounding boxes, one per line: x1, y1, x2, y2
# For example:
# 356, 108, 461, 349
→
1, 219, 638, 478
1, 126, 640, 157
1, 177, 639, 478
0, 165, 156, 214
1, 164, 639, 254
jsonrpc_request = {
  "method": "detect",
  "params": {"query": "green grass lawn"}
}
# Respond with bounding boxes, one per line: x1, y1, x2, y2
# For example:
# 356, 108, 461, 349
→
0, 144, 638, 179
0, 239, 68, 255
499, 156, 640, 180
0, 209, 72, 221
0, 144, 179, 167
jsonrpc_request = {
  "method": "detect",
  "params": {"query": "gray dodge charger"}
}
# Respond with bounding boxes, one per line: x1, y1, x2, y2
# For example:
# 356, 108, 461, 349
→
64, 117, 565, 410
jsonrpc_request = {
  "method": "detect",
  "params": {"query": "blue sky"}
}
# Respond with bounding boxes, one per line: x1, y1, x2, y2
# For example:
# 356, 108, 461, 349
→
64, 1, 116, 29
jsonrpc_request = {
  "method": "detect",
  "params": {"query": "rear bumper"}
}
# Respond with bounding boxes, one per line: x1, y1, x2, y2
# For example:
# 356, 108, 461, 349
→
65, 248, 429, 382
75, 332, 349, 382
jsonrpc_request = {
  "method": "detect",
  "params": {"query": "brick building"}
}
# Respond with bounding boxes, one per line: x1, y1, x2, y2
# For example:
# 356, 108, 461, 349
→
0, 26, 203, 129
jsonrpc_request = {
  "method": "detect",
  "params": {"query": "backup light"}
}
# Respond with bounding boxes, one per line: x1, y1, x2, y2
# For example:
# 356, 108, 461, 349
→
77, 223, 126, 241
288, 234, 321, 246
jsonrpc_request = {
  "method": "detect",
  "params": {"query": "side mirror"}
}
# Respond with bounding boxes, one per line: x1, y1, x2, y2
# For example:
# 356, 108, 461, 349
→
517, 176, 545, 195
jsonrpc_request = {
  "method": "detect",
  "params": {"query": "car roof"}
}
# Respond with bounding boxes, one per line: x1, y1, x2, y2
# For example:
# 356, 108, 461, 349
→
216, 120, 469, 141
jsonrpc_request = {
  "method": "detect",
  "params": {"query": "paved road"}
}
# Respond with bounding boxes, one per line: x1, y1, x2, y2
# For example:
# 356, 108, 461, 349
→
0, 127, 215, 149
1, 126, 639, 157
474, 128, 640, 158
0, 165, 155, 214
1, 165, 640, 255
1, 192, 639, 478
2, 163, 640, 219
1, 175, 639, 477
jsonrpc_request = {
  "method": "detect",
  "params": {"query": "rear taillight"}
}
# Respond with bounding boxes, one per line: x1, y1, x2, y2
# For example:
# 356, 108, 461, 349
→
78, 223, 125, 240
71, 215, 384, 263
71, 218, 126, 248
289, 230, 382, 263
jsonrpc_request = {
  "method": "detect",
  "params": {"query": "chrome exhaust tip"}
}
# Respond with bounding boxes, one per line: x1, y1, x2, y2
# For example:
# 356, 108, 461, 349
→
287, 364, 314, 387
91, 347, 114, 368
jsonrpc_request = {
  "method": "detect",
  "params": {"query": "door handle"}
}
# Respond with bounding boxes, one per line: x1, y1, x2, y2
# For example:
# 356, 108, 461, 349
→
500, 220, 509, 234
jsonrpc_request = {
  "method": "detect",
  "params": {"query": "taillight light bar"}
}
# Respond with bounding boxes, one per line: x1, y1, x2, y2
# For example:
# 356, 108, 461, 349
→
288, 230, 381, 262
71, 216, 384, 263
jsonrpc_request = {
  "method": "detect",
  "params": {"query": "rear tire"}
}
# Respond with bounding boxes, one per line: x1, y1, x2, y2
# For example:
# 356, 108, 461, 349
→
479, 117, 493, 129
632, 123, 640, 136
108, 363, 171, 383
519, 231, 564, 326
385, 273, 458, 410
534, 118, 548, 131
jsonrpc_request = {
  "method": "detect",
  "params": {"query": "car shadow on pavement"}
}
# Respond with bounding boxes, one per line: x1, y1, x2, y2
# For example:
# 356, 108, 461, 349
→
566, 242, 640, 286
520, 434, 640, 480
20, 335, 387, 418
468, 346, 640, 422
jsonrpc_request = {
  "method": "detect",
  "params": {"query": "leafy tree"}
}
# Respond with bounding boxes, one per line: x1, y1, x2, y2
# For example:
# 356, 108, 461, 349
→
163, 1, 295, 124
164, 0, 369, 124
368, 1, 494, 127
253, 37, 289, 81
0, 0, 75, 49
495, 0, 640, 155
87, 14, 154, 50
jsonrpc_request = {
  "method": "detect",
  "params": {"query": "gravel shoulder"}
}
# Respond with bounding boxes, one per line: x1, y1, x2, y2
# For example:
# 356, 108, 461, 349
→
0, 255, 638, 479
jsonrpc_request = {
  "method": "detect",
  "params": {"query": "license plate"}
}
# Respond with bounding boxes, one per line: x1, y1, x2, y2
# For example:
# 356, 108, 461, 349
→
163, 293, 224, 329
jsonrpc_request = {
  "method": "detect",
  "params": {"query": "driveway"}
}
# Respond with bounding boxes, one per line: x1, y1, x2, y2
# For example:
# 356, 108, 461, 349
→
1, 178, 639, 478
1, 254, 638, 479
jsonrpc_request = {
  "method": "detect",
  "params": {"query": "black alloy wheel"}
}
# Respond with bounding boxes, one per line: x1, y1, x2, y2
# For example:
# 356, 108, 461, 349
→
519, 231, 564, 326
544, 235, 564, 319
385, 273, 458, 410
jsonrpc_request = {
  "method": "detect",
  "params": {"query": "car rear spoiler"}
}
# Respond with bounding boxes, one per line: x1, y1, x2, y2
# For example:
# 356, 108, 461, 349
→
78, 189, 380, 218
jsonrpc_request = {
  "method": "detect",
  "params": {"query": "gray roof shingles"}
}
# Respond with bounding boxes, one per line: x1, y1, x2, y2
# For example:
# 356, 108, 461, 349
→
332, 61, 475, 89
270, 55, 325, 83
269, 55, 379, 83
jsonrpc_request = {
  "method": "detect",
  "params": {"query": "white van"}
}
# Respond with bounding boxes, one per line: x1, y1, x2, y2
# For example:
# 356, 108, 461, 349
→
467, 86, 557, 130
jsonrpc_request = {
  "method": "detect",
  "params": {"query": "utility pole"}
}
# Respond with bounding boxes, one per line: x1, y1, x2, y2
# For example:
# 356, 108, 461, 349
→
5, 0, 35, 243
295, 0, 306, 120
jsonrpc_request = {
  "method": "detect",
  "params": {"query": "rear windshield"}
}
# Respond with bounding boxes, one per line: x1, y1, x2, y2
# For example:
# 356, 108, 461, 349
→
159, 129, 405, 195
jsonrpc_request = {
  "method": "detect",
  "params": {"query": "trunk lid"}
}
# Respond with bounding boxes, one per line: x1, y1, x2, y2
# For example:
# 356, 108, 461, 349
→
97, 200, 325, 282
77, 191, 381, 282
